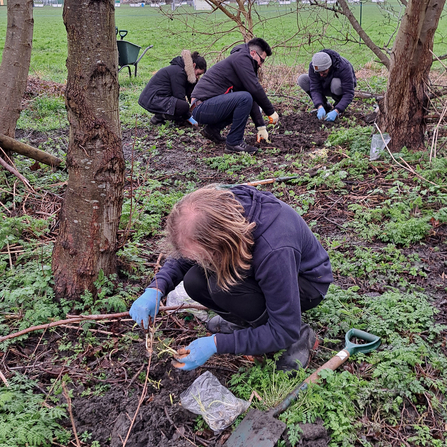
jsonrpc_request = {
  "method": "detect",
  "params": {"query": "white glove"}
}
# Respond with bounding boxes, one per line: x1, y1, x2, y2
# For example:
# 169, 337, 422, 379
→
257, 126, 269, 143
268, 112, 279, 124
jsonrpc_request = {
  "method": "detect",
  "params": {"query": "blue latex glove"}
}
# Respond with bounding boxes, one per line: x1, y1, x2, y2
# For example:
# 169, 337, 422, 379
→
129, 288, 163, 329
317, 107, 326, 120
325, 110, 339, 122
172, 336, 217, 371
187, 116, 198, 126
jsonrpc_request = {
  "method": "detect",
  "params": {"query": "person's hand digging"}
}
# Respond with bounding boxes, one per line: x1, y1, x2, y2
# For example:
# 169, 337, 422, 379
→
129, 288, 163, 330
317, 106, 326, 120
172, 336, 217, 371
256, 126, 270, 143
325, 110, 339, 122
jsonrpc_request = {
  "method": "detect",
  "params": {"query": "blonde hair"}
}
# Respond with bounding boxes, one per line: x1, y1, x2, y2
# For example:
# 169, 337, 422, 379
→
165, 186, 255, 291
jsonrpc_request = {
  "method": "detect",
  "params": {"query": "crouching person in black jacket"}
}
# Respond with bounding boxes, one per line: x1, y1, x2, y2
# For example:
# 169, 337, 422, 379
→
190, 38, 279, 155
138, 50, 207, 126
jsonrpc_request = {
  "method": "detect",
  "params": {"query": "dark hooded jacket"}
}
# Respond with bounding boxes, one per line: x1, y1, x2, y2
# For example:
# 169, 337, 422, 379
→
190, 44, 275, 127
138, 50, 197, 116
149, 186, 333, 356
308, 49, 357, 113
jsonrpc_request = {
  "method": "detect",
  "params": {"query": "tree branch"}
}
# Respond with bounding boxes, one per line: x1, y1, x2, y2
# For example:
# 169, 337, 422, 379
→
336, 0, 390, 69
0, 150, 35, 192
0, 133, 62, 168
0, 304, 209, 344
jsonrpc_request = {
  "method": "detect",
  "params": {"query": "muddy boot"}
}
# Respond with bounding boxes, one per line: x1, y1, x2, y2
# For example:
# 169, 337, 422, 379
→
150, 114, 166, 125
276, 324, 317, 371
201, 125, 226, 143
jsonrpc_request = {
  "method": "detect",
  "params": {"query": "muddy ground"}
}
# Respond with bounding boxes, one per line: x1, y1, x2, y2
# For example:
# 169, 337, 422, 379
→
7, 93, 447, 446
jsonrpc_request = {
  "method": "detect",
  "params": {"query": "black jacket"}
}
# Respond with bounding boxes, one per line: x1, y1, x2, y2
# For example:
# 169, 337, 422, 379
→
308, 49, 357, 113
191, 44, 275, 127
138, 50, 196, 116
150, 186, 333, 356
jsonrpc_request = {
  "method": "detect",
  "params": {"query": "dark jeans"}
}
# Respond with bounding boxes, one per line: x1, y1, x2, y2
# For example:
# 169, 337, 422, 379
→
183, 265, 327, 327
192, 91, 253, 146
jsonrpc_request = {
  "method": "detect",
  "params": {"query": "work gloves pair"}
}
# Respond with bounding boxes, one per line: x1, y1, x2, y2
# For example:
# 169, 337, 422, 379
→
129, 288, 216, 371
256, 111, 280, 143
317, 106, 338, 122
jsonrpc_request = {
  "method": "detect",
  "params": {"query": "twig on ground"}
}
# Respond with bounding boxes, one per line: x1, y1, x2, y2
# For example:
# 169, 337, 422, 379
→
0, 304, 209, 344
374, 123, 445, 189
0, 369, 9, 387
0, 153, 34, 192
430, 100, 447, 163
62, 382, 81, 447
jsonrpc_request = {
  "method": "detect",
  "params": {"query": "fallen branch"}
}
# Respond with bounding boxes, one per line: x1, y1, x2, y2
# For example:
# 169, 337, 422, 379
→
0, 304, 209, 344
0, 152, 35, 192
0, 133, 62, 168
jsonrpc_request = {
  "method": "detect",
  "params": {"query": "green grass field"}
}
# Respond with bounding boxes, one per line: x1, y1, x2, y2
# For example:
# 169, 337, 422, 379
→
1, 2, 446, 85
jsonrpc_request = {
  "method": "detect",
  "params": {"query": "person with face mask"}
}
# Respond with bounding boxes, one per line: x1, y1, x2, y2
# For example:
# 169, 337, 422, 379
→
297, 50, 356, 122
189, 37, 279, 155
138, 50, 207, 126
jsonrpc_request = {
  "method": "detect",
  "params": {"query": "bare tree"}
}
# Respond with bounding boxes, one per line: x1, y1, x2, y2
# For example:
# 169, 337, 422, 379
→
333, 0, 446, 151
0, 0, 33, 138
52, 0, 124, 301
161, 1, 322, 57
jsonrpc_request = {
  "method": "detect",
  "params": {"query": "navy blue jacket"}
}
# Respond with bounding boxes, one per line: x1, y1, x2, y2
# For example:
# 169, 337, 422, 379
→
138, 55, 195, 116
309, 49, 356, 113
149, 186, 333, 356
191, 44, 275, 127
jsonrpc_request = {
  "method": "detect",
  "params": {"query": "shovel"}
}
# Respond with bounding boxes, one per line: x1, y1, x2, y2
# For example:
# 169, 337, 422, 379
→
224, 328, 381, 447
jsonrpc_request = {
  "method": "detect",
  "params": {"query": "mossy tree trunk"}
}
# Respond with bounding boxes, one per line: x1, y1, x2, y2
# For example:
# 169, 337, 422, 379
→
52, 0, 124, 301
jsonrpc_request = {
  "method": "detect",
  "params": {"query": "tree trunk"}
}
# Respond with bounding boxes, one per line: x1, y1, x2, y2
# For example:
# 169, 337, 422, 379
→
377, 0, 446, 152
0, 0, 33, 138
52, 0, 124, 301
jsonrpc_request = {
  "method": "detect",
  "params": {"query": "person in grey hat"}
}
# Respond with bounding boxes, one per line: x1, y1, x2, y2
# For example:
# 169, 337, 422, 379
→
297, 49, 356, 122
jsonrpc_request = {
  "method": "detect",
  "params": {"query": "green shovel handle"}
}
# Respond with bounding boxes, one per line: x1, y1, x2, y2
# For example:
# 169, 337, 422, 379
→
345, 328, 381, 355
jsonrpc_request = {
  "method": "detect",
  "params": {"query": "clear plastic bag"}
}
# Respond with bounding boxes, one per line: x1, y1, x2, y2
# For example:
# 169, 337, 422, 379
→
166, 282, 209, 321
370, 133, 391, 161
180, 371, 250, 432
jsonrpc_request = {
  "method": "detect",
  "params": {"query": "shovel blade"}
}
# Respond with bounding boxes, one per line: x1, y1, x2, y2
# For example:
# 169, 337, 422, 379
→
225, 409, 287, 447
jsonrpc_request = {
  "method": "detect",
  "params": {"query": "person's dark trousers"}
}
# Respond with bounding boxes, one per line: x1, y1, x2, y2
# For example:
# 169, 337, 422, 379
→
183, 265, 327, 326
192, 91, 253, 146
163, 98, 191, 122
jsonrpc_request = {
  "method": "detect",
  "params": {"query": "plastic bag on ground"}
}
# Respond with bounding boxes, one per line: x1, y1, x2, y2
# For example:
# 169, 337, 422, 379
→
180, 371, 250, 432
370, 133, 391, 161
166, 281, 209, 321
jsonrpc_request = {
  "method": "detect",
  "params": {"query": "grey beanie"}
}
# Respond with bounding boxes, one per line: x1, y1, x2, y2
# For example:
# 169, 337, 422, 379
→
312, 52, 332, 72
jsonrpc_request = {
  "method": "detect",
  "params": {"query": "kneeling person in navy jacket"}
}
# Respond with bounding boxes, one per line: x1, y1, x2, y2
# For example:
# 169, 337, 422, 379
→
297, 49, 356, 122
129, 185, 333, 371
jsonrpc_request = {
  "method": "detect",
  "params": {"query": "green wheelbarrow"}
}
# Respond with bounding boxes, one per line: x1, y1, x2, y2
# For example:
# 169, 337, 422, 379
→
116, 29, 153, 77
225, 328, 381, 447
